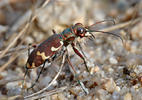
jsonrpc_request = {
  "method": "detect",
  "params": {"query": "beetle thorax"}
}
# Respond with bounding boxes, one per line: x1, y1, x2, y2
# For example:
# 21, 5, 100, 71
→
60, 27, 76, 44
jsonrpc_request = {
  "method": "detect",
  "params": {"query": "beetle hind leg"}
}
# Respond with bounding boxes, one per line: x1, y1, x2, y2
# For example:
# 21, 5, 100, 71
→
22, 66, 29, 90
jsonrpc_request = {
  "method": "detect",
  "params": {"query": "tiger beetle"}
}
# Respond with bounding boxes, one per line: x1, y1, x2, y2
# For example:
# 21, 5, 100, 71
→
23, 20, 123, 94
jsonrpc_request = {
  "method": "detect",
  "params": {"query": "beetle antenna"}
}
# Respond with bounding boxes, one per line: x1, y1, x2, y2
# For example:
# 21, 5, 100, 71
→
86, 19, 115, 29
88, 30, 124, 44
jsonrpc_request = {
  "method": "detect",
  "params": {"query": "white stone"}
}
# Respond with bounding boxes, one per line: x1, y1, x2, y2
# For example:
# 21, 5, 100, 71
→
109, 57, 118, 64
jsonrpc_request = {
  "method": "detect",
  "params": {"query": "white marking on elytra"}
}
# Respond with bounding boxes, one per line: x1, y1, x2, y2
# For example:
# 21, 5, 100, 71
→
37, 51, 50, 60
51, 41, 63, 51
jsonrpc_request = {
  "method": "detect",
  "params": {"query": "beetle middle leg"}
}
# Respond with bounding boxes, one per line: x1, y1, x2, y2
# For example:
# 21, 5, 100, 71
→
27, 60, 47, 90
71, 43, 89, 72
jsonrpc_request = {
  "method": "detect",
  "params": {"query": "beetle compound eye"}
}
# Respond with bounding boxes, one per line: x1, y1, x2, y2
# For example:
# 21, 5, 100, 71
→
77, 27, 84, 34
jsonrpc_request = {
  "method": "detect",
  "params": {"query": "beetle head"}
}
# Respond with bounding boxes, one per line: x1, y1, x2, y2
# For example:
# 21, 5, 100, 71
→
72, 21, 123, 44
72, 23, 95, 39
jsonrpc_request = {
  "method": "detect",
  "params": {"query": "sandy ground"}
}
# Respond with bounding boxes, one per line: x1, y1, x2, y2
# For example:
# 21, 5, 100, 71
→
0, 0, 142, 100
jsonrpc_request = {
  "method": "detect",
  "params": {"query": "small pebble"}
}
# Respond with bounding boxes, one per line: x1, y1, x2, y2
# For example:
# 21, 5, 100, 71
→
7, 87, 22, 96
115, 86, 120, 92
25, 36, 34, 44
90, 66, 100, 74
111, 91, 120, 100
123, 92, 132, 100
39, 76, 52, 87
109, 57, 118, 64
57, 93, 68, 100
51, 94, 58, 100
69, 86, 81, 96
102, 78, 117, 93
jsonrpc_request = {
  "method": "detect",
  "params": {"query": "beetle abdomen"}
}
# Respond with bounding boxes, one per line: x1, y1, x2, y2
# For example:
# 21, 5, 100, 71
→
26, 34, 63, 69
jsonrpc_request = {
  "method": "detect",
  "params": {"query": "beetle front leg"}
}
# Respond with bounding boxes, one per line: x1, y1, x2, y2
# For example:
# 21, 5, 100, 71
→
66, 50, 89, 94
76, 41, 87, 59
71, 43, 89, 72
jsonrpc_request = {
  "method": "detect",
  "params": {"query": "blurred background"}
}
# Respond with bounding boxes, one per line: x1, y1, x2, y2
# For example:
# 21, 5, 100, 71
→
0, 0, 142, 99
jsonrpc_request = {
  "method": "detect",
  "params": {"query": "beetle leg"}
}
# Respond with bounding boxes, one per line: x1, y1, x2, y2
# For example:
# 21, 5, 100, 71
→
66, 50, 89, 94
66, 52, 77, 74
22, 43, 37, 90
28, 61, 47, 90
22, 66, 29, 90
76, 41, 87, 58
28, 43, 37, 56
52, 29, 57, 34
71, 43, 89, 72
28, 44, 31, 57
22, 44, 38, 90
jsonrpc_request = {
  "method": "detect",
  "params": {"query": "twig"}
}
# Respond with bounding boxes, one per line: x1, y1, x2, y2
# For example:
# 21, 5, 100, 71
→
7, 0, 51, 34
0, 54, 18, 72
0, 13, 37, 59
41, 0, 50, 8
0, 14, 36, 71
24, 51, 67, 99
0, 45, 28, 58
100, 17, 141, 32
0, 76, 23, 85
0, 24, 29, 59
0, 25, 8, 33
8, 10, 32, 34
25, 86, 68, 100
0, 0, 51, 59
0, 0, 9, 8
